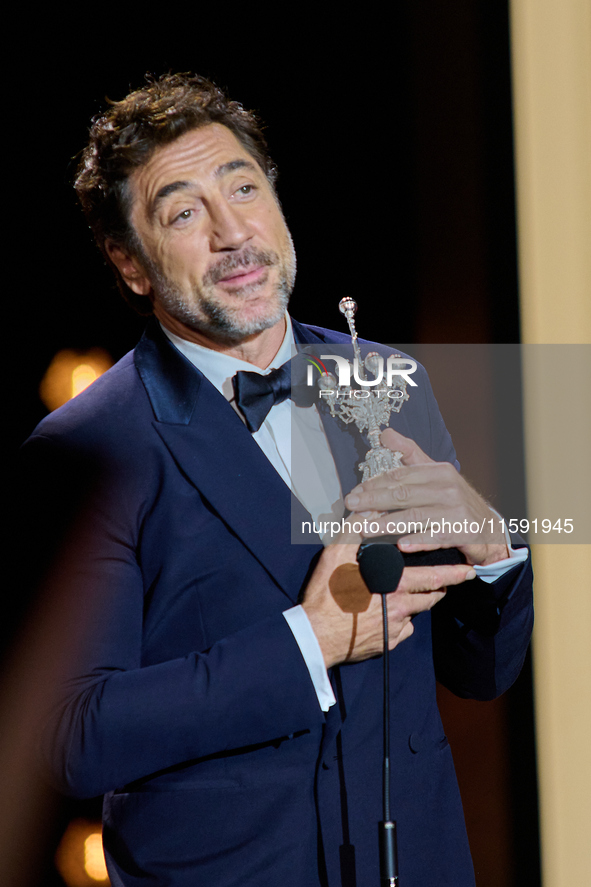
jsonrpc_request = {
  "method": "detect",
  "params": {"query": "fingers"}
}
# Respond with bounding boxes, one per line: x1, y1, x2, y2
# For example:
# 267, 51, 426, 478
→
303, 548, 476, 668
397, 563, 476, 593
382, 581, 448, 651
397, 541, 442, 553
387, 588, 447, 623
344, 462, 457, 514
381, 428, 433, 465
383, 564, 470, 626
395, 619, 415, 646
342, 452, 509, 566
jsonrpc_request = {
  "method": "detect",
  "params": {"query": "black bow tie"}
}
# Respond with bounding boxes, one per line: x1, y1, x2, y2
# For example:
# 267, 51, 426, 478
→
232, 363, 292, 433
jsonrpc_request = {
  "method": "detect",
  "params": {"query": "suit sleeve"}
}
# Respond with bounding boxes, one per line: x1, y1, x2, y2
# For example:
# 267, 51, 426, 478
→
413, 363, 534, 700
19, 434, 325, 800
431, 554, 533, 699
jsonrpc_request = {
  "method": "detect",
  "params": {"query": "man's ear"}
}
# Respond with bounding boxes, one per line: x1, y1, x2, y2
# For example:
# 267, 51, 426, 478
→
105, 240, 152, 296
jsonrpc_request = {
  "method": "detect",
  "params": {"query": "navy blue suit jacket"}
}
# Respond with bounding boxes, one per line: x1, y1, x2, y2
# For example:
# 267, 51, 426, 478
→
23, 319, 533, 887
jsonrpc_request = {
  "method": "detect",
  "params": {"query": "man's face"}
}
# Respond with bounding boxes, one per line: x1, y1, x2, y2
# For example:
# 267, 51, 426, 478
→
125, 124, 296, 342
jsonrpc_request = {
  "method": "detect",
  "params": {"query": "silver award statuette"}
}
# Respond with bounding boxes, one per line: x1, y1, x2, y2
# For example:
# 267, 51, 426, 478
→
318, 298, 410, 481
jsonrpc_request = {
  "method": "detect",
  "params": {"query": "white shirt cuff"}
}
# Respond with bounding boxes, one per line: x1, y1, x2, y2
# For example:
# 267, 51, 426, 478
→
283, 606, 336, 711
473, 515, 529, 584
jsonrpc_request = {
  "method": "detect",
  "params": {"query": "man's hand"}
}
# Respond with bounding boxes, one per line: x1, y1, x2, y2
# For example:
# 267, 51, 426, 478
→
301, 529, 477, 669
344, 428, 509, 567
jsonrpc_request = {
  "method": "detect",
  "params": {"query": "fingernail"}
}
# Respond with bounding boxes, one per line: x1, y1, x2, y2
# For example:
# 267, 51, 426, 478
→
346, 494, 360, 507
466, 569, 477, 580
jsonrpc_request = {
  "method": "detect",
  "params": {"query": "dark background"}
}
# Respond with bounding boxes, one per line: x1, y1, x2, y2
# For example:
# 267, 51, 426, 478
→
7, 3, 539, 884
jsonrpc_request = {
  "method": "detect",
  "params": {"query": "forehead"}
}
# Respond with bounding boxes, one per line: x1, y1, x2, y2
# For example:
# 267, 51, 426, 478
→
129, 123, 260, 216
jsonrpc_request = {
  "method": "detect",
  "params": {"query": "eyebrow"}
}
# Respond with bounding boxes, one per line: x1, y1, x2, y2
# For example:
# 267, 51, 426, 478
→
151, 180, 192, 212
214, 159, 257, 179
151, 159, 258, 213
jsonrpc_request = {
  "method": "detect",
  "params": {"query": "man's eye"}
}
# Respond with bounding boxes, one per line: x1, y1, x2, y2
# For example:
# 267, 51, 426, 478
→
236, 184, 255, 196
174, 209, 193, 222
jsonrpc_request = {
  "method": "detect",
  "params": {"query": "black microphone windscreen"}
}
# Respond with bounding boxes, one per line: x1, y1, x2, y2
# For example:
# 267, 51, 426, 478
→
357, 543, 405, 595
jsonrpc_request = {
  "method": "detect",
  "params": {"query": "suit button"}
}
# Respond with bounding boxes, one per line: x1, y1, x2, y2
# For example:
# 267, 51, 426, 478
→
409, 733, 426, 753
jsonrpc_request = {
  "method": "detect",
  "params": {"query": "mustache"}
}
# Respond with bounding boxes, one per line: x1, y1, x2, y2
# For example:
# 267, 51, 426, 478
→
204, 248, 277, 285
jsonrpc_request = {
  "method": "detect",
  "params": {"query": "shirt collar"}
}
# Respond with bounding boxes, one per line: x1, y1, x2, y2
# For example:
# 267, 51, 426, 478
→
160, 315, 295, 402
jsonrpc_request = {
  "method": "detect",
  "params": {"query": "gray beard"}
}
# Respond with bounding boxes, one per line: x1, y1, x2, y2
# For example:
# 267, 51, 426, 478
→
144, 243, 296, 344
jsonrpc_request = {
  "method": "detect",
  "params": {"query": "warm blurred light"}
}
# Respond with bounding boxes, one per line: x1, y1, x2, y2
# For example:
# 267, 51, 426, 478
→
39, 349, 113, 412
84, 832, 109, 881
55, 819, 110, 886
72, 364, 99, 399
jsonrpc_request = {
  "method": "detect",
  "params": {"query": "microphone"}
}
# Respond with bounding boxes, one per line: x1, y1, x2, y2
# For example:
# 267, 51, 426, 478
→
356, 541, 403, 885
357, 542, 404, 595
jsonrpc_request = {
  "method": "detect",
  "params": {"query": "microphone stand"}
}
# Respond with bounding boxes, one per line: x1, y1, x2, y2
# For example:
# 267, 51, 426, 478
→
357, 542, 403, 886
378, 592, 398, 887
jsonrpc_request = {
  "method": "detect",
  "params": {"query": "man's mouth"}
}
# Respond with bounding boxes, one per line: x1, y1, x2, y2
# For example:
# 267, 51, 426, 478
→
205, 248, 277, 288
218, 265, 268, 286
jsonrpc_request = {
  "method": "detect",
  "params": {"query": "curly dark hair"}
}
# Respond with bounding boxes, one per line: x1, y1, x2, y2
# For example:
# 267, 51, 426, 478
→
75, 73, 278, 313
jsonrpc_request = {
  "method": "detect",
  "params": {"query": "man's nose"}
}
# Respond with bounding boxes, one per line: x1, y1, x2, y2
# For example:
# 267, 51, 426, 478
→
208, 200, 253, 251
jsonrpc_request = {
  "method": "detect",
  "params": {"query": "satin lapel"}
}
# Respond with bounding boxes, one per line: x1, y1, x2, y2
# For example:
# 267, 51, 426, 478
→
135, 321, 321, 603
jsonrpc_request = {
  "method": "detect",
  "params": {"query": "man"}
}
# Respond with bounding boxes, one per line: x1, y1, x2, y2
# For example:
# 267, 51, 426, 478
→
23, 73, 533, 886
